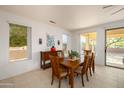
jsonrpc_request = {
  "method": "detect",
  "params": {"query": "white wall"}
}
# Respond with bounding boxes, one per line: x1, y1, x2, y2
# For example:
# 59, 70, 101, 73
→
0, 10, 72, 80
72, 19, 124, 65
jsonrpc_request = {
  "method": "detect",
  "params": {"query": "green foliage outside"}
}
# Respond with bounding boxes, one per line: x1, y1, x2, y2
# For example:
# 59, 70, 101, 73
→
106, 37, 124, 48
9, 24, 27, 47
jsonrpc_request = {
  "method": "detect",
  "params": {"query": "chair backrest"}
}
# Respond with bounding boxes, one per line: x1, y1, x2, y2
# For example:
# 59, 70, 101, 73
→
68, 50, 71, 58
50, 51, 58, 56
57, 50, 64, 58
50, 55, 60, 78
84, 50, 91, 56
89, 52, 95, 67
81, 55, 90, 74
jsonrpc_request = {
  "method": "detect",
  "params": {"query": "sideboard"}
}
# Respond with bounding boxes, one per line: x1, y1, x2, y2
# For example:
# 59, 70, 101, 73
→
40, 50, 63, 70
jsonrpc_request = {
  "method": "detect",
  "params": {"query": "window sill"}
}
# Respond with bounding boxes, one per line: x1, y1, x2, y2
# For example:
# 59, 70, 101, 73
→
9, 58, 32, 63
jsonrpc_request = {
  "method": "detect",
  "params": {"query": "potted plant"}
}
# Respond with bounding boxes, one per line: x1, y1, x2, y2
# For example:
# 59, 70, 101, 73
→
69, 50, 79, 59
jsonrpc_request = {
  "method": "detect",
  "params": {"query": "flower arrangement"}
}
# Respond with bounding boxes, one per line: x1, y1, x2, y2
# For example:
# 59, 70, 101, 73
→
69, 50, 79, 59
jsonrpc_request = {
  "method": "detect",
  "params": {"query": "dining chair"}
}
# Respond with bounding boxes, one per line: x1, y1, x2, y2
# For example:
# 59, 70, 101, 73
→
50, 51, 58, 56
68, 50, 72, 58
88, 52, 95, 76
74, 55, 90, 87
50, 50, 65, 61
79, 50, 91, 81
50, 55, 69, 88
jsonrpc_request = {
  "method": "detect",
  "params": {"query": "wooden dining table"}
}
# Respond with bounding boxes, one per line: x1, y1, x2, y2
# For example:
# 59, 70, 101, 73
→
60, 58, 82, 88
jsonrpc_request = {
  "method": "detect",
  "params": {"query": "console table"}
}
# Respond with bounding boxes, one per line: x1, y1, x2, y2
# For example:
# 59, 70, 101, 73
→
40, 50, 63, 70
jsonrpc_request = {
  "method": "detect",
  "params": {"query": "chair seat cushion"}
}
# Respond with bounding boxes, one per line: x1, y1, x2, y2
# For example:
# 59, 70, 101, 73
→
60, 71, 68, 77
59, 68, 68, 77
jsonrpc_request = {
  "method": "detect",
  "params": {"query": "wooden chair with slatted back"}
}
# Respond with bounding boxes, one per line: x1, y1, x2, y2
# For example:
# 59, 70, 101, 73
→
88, 52, 95, 76
75, 55, 90, 87
79, 50, 91, 81
50, 51, 64, 62
50, 56, 68, 88
50, 51, 58, 56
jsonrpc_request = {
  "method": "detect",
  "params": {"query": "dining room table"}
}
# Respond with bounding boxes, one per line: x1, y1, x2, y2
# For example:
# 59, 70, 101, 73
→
60, 58, 82, 88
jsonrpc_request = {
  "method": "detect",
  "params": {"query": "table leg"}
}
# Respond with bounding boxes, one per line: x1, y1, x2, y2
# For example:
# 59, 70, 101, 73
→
43, 60, 45, 70
40, 60, 42, 68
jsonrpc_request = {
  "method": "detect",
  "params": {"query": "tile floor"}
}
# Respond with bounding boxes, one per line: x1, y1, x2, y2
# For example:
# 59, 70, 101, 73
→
0, 65, 124, 88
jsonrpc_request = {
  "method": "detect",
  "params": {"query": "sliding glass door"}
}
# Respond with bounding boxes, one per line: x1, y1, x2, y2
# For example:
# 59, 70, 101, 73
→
105, 28, 124, 68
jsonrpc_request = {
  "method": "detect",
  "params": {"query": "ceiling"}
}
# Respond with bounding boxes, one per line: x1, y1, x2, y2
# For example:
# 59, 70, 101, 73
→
1, 5, 124, 31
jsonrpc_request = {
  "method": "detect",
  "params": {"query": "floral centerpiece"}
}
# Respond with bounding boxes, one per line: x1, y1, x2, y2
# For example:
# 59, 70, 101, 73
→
69, 50, 79, 59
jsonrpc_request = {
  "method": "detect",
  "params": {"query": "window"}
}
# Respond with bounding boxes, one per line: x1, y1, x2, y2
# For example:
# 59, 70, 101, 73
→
9, 23, 31, 62
107, 37, 124, 48
80, 32, 97, 52
62, 34, 68, 56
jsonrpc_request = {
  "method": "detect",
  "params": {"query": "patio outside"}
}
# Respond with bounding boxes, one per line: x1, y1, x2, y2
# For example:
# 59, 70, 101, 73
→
106, 28, 124, 68
9, 24, 28, 61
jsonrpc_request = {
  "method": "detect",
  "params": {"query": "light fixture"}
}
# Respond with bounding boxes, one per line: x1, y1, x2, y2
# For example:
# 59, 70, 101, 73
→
49, 20, 56, 24
102, 5, 113, 9
102, 5, 124, 15
39, 38, 42, 45
111, 8, 124, 15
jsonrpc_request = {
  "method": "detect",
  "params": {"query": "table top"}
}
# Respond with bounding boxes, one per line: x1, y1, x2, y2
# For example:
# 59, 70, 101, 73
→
60, 58, 82, 69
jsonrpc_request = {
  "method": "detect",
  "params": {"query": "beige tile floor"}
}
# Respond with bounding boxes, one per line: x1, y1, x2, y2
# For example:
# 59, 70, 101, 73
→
0, 65, 124, 88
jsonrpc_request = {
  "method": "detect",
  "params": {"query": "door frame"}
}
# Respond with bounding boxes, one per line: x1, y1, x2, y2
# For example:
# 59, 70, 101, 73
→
105, 27, 124, 69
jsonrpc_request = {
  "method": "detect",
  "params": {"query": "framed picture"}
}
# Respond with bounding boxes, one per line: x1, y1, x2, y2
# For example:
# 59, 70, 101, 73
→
46, 34, 55, 48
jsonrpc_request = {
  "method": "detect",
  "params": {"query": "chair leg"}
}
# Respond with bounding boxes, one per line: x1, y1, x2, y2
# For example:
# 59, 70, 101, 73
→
81, 75, 84, 87
89, 68, 92, 76
51, 74, 54, 85
64, 75, 67, 79
59, 79, 61, 88
77, 73, 79, 76
92, 67, 95, 73
92, 62, 95, 73
86, 72, 89, 81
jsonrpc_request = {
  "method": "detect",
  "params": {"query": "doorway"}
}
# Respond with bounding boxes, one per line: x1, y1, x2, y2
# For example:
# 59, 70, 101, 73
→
105, 27, 124, 69
80, 32, 97, 62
